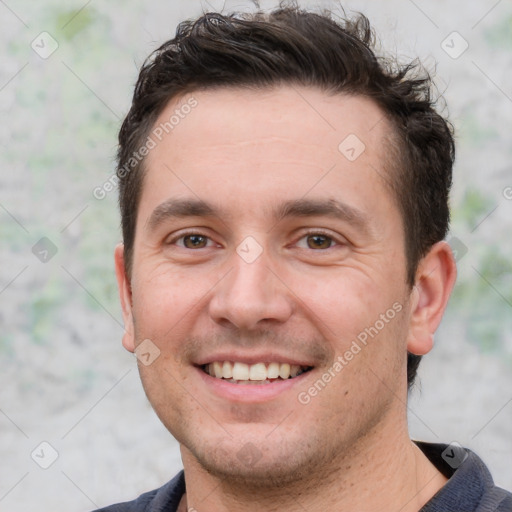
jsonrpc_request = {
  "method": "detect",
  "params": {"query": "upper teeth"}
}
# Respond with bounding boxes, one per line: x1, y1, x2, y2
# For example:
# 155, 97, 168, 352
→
205, 361, 308, 381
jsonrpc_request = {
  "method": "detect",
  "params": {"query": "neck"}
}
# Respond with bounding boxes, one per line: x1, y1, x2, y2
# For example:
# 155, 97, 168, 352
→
178, 422, 447, 512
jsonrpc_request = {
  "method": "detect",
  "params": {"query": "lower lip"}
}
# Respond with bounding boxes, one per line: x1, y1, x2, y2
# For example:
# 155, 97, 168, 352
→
195, 367, 312, 403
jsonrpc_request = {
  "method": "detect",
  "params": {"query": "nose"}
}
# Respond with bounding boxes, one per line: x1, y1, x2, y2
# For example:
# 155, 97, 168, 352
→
208, 248, 294, 331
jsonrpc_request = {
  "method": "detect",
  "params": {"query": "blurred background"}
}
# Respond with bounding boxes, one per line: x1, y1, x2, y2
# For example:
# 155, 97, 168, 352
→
1, 0, 511, 510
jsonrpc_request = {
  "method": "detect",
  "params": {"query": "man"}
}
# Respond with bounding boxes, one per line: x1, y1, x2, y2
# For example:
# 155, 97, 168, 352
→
95, 4, 512, 511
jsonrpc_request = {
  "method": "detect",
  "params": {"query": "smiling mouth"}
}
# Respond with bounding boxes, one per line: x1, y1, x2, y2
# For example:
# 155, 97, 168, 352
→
201, 361, 313, 385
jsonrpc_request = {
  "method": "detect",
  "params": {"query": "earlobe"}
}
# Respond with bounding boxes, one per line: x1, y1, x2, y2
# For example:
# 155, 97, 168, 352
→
114, 243, 136, 353
407, 241, 457, 356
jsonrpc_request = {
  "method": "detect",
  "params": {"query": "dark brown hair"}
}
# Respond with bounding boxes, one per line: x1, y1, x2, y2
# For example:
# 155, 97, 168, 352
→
117, 5, 455, 388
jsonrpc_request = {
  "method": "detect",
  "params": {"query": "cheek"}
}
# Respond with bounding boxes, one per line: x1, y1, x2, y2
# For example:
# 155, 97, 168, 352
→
297, 269, 408, 377
130, 264, 211, 341
294, 269, 383, 337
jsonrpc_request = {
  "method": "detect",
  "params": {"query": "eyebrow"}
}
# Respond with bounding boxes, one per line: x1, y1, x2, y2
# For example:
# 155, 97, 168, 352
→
274, 198, 372, 236
146, 197, 372, 235
146, 198, 218, 232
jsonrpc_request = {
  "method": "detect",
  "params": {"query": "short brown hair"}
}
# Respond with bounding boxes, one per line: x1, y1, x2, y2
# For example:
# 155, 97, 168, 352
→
116, 5, 455, 388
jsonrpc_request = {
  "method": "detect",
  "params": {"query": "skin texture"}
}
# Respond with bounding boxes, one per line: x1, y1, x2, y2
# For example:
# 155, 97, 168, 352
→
115, 86, 457, 512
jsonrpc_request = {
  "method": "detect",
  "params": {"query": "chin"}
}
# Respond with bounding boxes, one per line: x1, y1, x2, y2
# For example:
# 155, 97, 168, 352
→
181, 428, 337, 489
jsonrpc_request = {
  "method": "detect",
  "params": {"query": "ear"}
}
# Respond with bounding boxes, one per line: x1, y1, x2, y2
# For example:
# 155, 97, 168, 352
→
114, 243, 135, 353
407, 241, 457, 355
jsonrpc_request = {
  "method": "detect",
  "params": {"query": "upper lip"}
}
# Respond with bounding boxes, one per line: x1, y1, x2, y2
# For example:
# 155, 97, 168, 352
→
194, 352, 315, 367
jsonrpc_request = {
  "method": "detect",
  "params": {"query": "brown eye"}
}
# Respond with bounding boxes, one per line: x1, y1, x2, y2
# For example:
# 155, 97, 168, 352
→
183, 234, 209, 248
306, 234, 333, 249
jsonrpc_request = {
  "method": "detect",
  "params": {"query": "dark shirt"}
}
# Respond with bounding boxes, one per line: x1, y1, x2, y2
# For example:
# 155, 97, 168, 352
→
92, 442, 512, 511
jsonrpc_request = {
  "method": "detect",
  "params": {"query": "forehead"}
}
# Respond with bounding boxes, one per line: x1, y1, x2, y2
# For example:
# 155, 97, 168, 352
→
139, 86, 396, 226
148, 86, 389, 164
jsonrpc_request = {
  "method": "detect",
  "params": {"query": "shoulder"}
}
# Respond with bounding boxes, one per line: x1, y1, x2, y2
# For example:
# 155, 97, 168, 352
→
484, 486, 512, 512
416, 442, 512, 512
90, 471, 185, 512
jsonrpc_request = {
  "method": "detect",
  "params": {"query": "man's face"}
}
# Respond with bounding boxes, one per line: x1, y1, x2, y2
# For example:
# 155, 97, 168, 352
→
117, 86, 417, 484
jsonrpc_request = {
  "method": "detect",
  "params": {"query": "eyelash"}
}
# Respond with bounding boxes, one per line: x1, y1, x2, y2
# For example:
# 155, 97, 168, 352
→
294, 229, 341, 249
168, 231, 217, 248
167, 229, 343, 250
